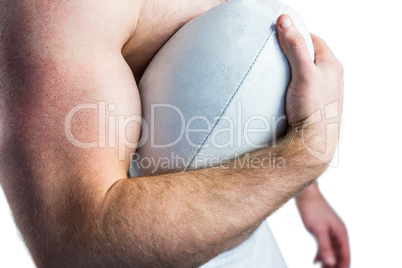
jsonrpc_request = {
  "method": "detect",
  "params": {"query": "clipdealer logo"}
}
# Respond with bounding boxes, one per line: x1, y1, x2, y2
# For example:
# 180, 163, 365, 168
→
64, 101, 288, 161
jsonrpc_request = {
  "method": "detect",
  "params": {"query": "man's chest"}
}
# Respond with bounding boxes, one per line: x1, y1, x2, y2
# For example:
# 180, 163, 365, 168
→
121, 0, 227, 81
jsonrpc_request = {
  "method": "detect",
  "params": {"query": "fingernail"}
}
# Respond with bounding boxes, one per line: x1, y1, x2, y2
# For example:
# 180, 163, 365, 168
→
325, 257, 336, 266
281, 18, 293, 29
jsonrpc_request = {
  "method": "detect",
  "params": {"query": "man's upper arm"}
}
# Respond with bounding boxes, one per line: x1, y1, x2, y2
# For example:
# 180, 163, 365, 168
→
0, 0, 141, 265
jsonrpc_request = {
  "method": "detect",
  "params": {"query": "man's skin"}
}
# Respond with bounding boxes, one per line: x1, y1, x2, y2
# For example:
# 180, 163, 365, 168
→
0, 0, 349, 267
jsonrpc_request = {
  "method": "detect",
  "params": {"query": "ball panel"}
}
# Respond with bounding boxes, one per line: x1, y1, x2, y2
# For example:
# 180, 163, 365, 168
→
190, 35, 290, 170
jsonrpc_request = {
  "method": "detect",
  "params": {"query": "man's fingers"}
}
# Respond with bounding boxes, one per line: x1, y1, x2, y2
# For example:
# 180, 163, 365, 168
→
314, 251, 321, 264
332, 228, 351, 268
316, 230, 337, 267
276, 14, 314, 81
310, 33, 337, 65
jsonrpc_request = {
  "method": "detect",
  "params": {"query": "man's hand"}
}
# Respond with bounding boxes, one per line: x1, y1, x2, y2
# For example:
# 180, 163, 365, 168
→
277, 14, 348, 267
276, 15, 344, 129
296, 184, 350, 268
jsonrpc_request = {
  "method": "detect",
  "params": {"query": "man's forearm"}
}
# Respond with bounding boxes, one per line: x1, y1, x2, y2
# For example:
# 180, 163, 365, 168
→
90, 124, 331, 268
296, 181, 320, 200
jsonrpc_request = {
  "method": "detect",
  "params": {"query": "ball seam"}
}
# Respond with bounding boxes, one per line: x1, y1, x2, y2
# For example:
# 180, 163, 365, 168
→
185, 7, 287, 170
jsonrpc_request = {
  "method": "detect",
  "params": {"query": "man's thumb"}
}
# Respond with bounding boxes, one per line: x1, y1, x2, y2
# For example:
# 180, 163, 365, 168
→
276, 14, 314, 80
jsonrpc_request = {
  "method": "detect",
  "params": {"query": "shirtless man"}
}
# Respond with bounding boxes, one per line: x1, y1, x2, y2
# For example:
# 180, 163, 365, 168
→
0, 0, 349, 267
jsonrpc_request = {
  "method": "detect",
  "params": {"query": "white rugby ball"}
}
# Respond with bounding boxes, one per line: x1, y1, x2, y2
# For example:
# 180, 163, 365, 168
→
130, 0, 314, 177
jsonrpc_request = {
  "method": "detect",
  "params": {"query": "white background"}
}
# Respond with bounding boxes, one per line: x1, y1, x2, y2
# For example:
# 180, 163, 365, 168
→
1, 0, 401, 267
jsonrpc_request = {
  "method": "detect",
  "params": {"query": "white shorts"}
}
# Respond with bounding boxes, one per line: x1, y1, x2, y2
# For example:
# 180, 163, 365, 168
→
200, 220, 287, 268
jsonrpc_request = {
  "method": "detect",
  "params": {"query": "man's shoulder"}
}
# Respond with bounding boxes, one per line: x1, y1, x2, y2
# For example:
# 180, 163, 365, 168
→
0, 0, 141, 50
